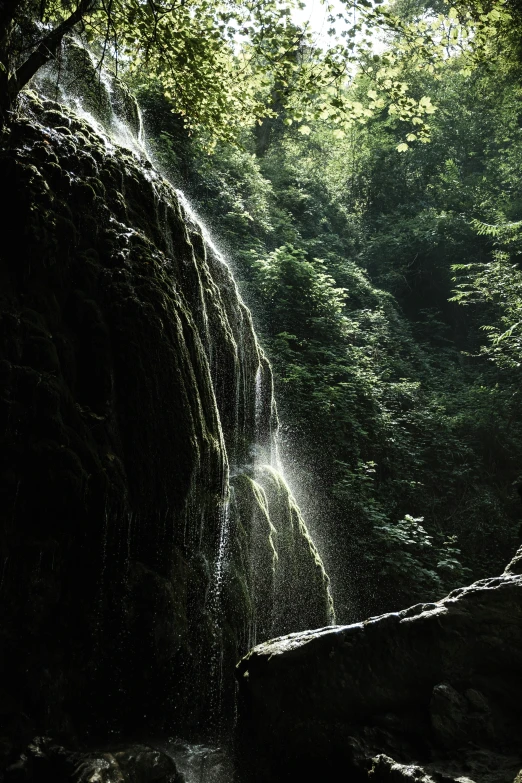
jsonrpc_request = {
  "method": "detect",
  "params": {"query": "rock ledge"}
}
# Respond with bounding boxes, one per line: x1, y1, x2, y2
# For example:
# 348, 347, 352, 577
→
236, 556, 522, 782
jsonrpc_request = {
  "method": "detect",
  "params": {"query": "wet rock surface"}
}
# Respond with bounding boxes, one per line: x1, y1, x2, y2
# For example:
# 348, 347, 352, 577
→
236, 552, 522, 782
0, 89, 332, 758
5, 738, 183, 783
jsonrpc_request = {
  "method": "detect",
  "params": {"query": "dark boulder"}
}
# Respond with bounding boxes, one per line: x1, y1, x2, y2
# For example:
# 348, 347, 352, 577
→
236, 550, 522, 782
5, 737, 183, 783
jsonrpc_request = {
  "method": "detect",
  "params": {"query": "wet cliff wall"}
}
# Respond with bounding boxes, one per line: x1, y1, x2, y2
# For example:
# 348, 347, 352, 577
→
0, 85, 333, 759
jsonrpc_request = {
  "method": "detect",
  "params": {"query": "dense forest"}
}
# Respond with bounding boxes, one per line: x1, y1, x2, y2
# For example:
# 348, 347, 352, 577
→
136, 4, 522, 620
3, 0, 522, 621
3, 0, 522, 780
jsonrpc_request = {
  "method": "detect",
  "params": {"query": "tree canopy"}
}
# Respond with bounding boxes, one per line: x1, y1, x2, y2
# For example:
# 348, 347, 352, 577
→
1, 0, 512, 141
4, 0, 522, 617
138, 0, 522, 616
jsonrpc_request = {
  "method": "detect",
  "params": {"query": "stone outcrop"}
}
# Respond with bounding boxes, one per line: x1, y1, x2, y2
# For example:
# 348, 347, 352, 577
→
0, 85, 332, 763
5, 738, 183, 783
236, 551, 522, 782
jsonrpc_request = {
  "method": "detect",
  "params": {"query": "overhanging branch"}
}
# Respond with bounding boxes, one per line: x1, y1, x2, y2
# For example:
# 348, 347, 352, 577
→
8, 0, 95, 95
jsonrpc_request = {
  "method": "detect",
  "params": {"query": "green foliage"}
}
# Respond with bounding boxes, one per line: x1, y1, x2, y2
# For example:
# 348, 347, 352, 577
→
146, 31, 522, 618
39, 0, 517, 619
451, 225, 522, 368
0, 0, 454, 144
368, 514, 470, 604
2, 0, 522, 623
252, 245, 348, 340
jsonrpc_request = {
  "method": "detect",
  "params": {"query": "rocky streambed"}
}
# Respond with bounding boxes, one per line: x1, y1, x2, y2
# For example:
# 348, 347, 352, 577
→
3, 737, 235, 783
4, 551, 522, 783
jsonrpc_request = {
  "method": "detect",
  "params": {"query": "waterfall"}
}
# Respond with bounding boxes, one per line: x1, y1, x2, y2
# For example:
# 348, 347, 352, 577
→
3, 36, 335, 743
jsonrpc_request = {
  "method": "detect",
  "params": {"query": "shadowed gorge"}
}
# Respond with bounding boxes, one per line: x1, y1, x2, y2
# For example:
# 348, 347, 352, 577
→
4, 2, 522, 780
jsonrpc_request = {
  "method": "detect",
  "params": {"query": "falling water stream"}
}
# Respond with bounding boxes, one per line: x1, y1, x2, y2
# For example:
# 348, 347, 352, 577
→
25, 41, 334, 780
156, 739, 234, 783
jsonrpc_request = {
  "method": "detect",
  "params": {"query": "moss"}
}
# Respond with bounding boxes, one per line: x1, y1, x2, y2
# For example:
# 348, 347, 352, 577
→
73, 182, 98, 204
44, 162, 65, 189
227, 464, 333, 650
109, 75, 142, 138
42, 109, 70, 126
87, 177, 106, 197
252, 464, 335, 634
0, 91, 334, 747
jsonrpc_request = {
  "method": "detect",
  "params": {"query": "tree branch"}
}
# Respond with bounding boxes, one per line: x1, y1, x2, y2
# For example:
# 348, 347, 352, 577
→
0, 0, 24, 41
8, 0, 95, 95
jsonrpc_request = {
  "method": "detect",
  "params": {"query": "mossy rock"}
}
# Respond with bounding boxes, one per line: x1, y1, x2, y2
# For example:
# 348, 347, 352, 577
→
0, 91, 334, 749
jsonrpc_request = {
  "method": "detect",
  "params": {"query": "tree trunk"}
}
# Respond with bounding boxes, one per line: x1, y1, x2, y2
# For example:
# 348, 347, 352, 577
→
0, 45, 14, 125
254, 88, 285, 157
0, 0, 95, 127
0, 0, 21, 124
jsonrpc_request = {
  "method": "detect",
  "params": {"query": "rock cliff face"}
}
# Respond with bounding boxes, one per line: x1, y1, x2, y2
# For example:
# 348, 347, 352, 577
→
0, 78, 333, 761
236, 551, 522, 782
